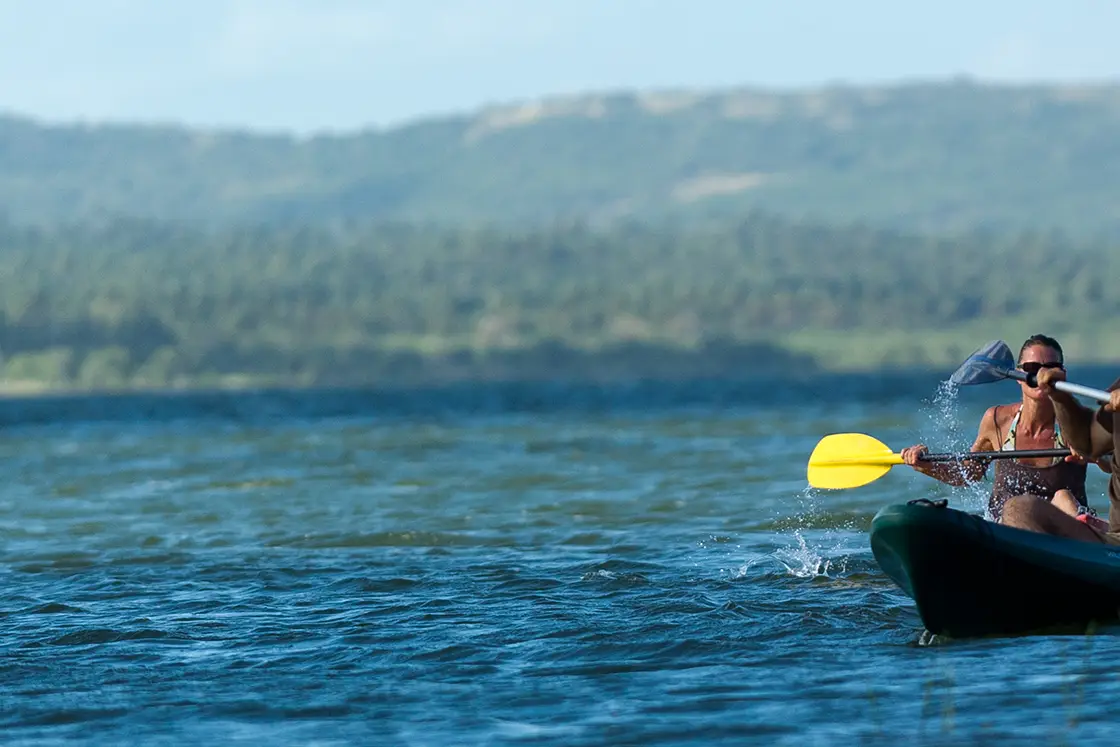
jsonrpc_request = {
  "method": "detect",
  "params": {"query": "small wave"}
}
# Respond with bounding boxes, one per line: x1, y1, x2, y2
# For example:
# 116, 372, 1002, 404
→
47, 628, 192, 646
108, 552, 197, 567
491, 719, 585, 740
558, 531, 616, 546
325, 577, 421, 593
23, 602, 86, 615
199, 477, 298, 491
264, 531, 515, 549
579, 558, 665, 577
579, 568, 651, 586
18, 707, 131, 727
15, 553, 99, 574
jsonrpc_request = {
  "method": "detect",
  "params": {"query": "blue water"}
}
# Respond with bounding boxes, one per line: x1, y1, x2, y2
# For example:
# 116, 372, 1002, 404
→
2, 370, 1119, 746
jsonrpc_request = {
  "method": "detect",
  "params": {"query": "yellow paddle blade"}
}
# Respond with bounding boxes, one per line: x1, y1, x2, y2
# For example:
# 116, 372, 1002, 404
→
806, 433, 905, 490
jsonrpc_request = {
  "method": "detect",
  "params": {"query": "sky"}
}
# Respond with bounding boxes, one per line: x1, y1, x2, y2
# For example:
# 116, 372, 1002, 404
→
1, 0, 1118, 134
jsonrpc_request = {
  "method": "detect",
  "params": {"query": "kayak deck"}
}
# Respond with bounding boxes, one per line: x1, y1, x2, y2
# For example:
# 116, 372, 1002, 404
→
870, 502, 1120, 638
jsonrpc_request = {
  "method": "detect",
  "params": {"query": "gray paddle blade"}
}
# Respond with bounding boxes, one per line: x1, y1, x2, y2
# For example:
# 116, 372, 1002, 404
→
950, 340, 1016, 386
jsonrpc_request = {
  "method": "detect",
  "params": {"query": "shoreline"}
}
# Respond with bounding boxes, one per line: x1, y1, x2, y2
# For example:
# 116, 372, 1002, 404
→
5, 330, 1119, 400
5, 363, 1120, 401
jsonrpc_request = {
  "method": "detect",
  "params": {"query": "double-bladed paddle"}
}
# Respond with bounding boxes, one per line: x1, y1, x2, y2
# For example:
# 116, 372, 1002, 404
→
950, 339, 1112, 403
807, 432, 1071, 490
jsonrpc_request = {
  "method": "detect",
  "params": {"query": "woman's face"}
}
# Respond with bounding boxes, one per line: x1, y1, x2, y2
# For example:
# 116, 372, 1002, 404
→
1017, 344, 1064, 401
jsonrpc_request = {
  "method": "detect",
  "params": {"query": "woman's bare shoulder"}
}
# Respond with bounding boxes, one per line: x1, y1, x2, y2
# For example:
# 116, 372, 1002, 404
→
977, 403, 1016, 438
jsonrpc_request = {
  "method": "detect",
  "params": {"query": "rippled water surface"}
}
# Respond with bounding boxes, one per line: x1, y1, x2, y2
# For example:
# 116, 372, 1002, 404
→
3, 372, 1120, 745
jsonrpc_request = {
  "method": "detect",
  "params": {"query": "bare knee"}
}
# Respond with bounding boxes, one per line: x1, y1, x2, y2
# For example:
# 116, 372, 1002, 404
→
1051, 489, 1081, 517
1001, 495, 1045, 528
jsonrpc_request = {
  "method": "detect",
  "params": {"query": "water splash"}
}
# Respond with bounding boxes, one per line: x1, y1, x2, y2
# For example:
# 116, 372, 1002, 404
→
924, 378, 967, 452
768, 485, 863, 578
922, 378, 991, 516
773, 530, 837, 578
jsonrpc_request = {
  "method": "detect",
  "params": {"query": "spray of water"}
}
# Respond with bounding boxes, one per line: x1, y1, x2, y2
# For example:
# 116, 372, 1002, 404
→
769, 485, 863, 578
923, 377, 993, 516
928, 379, 963, 444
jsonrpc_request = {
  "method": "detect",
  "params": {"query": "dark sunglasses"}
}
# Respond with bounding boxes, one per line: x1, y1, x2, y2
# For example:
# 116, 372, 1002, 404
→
1019, 361, 1064, 375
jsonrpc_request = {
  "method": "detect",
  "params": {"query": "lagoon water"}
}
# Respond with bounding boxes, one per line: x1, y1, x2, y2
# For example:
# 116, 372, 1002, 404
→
2, 369, 1120, 746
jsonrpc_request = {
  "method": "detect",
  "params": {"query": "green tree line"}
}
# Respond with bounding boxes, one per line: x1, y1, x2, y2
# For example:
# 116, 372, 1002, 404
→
1, 214, 1119, 391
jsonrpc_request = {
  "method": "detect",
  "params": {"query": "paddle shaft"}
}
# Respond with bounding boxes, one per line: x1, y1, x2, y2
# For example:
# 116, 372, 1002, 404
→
813, 446, 1071, 467
1003, 370, 1112, 404
919, 447, 1070, 463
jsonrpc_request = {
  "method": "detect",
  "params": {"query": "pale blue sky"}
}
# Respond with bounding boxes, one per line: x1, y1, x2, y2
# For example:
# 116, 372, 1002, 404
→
1, 0, 1118, 133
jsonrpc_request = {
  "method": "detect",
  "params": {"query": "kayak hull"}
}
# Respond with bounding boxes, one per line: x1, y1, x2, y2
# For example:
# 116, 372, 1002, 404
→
870, 502, 1120, 638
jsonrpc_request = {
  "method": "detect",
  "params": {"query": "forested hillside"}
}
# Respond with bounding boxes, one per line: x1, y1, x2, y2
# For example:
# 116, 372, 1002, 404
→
3, 80, 1120, 234
1, 214, 1117, 391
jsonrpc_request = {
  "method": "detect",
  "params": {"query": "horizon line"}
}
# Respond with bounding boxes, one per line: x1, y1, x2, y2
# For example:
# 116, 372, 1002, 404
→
3, 73, 1120, 139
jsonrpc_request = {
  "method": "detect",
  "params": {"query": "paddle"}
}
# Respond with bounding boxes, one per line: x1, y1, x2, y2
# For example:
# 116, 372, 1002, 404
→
951, 339, 1112, 403
807, 432, 1071, 490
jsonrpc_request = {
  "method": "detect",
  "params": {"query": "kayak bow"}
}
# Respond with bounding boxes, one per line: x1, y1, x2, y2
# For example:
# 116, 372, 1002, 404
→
870, 502, 1120, 638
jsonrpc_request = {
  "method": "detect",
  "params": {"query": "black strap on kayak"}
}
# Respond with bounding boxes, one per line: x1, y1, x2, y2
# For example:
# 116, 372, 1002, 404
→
907, 498, 948, 509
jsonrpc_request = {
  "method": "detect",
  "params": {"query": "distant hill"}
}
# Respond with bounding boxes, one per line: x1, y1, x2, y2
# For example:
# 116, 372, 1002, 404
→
2, 79, 1120, 233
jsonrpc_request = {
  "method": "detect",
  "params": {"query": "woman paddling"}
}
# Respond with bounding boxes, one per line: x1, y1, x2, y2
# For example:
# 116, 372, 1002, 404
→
901, 334, 1110, 524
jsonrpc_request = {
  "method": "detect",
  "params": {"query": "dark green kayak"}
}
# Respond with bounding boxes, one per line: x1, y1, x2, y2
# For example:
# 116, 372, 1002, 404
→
870, 502, 1120, 638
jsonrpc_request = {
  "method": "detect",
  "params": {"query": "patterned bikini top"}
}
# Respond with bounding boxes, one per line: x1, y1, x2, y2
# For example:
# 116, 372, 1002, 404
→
1001, 405, 1068, 457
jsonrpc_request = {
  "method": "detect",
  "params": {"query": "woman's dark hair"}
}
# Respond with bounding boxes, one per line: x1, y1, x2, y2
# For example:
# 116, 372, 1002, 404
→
1018, 333, 1064, 365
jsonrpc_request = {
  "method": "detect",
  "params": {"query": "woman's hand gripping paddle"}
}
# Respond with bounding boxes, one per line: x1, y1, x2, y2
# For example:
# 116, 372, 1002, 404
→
950, 340, 1112, 403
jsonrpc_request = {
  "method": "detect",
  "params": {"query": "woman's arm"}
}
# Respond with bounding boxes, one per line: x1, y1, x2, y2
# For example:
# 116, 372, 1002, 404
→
900, 407, 996, 487
1039, 368, 1114, 459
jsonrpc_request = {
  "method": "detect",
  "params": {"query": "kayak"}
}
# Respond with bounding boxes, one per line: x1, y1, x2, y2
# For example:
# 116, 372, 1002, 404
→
870, 501, 1120, 638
